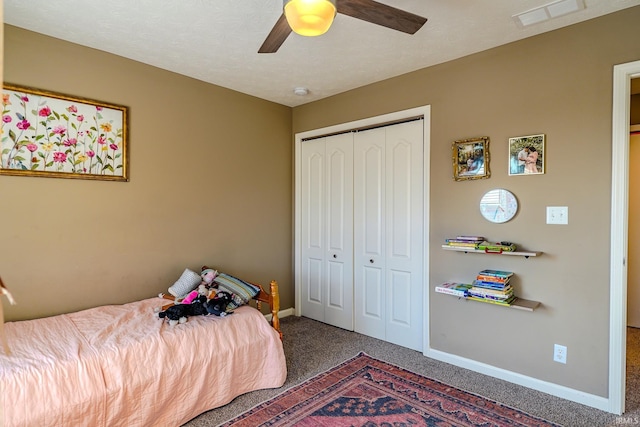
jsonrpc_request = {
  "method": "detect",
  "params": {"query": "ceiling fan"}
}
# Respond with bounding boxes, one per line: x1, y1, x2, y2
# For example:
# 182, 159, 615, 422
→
258, 0, 428, 53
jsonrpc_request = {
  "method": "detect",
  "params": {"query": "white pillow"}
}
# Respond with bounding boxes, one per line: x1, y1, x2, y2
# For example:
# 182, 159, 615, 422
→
168, 268, 202, 298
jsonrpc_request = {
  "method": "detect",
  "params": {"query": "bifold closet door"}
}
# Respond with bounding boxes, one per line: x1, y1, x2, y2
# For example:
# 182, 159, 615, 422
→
353, 120, 424, 351
300, 133, 354, 330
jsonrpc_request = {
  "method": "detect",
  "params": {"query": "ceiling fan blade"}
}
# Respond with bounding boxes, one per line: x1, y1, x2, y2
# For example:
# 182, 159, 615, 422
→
259, 14, 293, 53
337, 0, 427, 34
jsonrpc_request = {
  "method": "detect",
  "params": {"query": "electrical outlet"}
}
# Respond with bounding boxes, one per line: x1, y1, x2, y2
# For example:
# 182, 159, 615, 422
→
546, 206, 568, 224
554, 344, 567, 364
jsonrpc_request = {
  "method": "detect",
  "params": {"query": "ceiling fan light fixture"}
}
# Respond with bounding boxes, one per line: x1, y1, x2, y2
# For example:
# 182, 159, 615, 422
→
283, 0, 337, 37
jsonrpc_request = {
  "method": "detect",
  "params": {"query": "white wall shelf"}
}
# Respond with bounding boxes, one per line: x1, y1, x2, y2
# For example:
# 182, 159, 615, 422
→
441, 245, 542, 258
437, 292, 541, 312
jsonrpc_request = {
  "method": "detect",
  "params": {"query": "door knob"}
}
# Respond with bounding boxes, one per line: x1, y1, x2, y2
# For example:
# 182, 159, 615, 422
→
369, 259, 374, 264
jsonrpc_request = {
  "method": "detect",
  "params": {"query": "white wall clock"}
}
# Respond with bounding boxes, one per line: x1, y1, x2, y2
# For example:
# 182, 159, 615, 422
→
479, 188, 518, 223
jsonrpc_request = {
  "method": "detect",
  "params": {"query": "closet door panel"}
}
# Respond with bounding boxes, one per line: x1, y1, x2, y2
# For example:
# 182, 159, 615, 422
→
306, 258, 324, 304
384, 121, 424, 351
388, 269, 411, 325
354, 128, 386, 339
356, 265, 384, 339
300, 139, 326, 322
324, 134, 354, 330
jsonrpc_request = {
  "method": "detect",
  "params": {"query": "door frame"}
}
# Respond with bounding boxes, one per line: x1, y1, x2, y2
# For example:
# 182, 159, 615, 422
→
610, 59, 640, 415
294, 106, 431, 346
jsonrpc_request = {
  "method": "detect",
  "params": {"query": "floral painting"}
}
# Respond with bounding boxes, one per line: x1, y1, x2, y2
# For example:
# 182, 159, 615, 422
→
1, 84, 128, 181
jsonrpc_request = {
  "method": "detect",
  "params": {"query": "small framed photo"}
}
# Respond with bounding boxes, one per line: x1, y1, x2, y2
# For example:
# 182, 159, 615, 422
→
452, 136, 490, 181
508, 134, 545, 176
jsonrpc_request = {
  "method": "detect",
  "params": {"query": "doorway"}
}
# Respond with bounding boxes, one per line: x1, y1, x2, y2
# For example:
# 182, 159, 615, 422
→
629, 122, 640, 328
611, 61, 640, 415
627, 85, 640, 413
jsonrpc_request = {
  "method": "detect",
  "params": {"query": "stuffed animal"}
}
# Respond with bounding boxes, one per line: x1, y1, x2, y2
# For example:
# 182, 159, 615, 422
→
205, 291, 234, 317
180, 289, 200, 305
159, 282, 212, 307
200, 268, 218, 287
159, 295, 209, 326
158, 304, 190, 326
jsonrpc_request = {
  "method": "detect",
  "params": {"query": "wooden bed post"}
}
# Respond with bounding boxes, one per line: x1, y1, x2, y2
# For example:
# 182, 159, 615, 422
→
269, 280, 281, 339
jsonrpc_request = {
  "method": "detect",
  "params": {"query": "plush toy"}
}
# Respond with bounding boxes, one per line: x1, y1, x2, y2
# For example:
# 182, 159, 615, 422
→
181, 289, 200, 305
188, 295, 209, 316
158, 304, 190, 326
205, 291, 234, 317
200, 268, 218, 286
158, 295, 209, 326
159, 282, 212, 307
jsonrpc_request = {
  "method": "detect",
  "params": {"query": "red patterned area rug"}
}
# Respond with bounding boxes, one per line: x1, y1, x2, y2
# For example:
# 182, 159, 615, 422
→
221, 352, 561, 427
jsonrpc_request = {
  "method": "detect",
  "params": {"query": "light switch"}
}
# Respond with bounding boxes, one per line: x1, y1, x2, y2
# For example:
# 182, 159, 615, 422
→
546, 206, 568, 225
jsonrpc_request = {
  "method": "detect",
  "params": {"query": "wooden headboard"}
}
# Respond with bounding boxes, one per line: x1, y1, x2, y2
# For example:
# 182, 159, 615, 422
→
201, 266, 281, 339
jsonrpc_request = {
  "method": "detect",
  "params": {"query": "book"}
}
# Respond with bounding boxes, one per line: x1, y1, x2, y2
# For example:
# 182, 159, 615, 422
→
469, 285, 513, 297
470, 284, 512, 293
477, 241, 517, 252
455, 235, 485, 241
476, 274, 510, 284
478, 269, 514, 278
468, 290, 513, 301
472, 279, 510, 290
445, 239, 480, 247
446, 244, 480, 250
435, 282, 472, 297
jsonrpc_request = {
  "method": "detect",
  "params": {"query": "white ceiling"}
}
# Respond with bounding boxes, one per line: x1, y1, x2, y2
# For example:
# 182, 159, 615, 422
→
4, 0, 640, 107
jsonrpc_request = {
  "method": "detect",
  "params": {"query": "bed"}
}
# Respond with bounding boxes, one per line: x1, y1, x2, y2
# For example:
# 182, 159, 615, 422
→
0, 279, 286, 427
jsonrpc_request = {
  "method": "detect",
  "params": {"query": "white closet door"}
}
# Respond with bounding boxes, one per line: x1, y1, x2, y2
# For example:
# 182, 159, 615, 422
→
301, 134, 354, 330
353, 121, 423, 351
324, 133, 354, 330
300, 138, 326, 323
354, 127, 387, 340
384, 121, 423, 351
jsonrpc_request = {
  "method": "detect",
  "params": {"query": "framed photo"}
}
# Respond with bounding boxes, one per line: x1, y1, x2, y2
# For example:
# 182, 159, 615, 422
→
452, 136, 491, 181
1, 84, 128, 181
508, 134, 545, 176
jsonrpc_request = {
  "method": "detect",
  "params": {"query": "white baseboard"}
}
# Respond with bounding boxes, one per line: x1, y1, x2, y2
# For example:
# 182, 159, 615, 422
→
425, 348, 611, 412
264, 307, 295, 322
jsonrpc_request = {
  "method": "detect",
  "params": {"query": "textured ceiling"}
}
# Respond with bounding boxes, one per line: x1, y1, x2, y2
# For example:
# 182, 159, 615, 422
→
4, 0, 640, 107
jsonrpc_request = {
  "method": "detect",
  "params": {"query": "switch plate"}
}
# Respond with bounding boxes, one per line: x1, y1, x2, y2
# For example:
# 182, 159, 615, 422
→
546, 206, 568, 224
554, 344, 567, 364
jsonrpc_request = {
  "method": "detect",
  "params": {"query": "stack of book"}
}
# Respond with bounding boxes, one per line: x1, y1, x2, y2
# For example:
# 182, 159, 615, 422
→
467, 269, 515, 306
444, 235, 485, 249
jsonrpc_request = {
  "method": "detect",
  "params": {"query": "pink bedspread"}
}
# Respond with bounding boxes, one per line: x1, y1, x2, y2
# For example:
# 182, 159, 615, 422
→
0, 298, 287, 427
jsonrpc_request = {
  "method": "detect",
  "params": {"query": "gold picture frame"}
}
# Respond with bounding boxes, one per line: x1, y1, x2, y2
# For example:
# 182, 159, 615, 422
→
452, 136, 490, 181
1, 84, 128, 181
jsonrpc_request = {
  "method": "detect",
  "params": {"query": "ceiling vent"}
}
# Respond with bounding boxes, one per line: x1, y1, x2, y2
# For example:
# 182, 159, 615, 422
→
513, 0, 585, 27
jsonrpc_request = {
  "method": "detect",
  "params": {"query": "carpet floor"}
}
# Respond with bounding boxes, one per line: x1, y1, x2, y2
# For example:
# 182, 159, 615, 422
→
183, 316, 640, 427
220, 352, 561, 426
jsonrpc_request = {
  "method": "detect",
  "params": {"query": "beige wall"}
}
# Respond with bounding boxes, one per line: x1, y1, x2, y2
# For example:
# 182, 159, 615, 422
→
292, 7, 640, 398
1, 26, 293, 321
